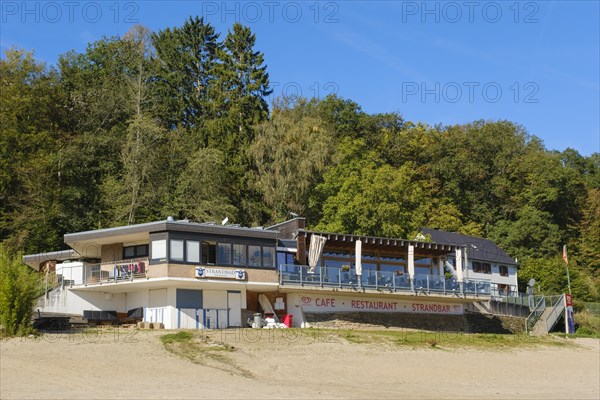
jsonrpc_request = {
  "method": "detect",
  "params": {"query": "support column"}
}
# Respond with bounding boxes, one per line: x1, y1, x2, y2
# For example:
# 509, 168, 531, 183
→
408, 244, 415, 290
438, 258, 445, 277
455, 248, 464, 282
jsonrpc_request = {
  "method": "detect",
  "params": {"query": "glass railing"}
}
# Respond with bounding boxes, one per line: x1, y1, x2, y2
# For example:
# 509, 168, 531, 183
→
278, 265, 491, 295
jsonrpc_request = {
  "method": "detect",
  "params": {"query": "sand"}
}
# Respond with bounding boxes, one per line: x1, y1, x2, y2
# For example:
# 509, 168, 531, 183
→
1, 329, 598, 399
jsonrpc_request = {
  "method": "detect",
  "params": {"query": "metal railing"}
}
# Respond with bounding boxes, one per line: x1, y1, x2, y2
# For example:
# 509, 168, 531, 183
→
36, 271, 59, 298
525, 296, 546, 334
278, 264, 491, 296
490, 283, 521, 299
56, 258, 149, 287
544, 294, 566, 333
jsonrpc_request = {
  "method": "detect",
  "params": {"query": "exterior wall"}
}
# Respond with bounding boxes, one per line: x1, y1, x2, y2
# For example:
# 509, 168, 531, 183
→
267, 218, 305, 238
203, 290, 228, 309
38, 288, 127, 315
144, 262, 278, 283
126, 290, 149, 310
101, 243, 124, 263
286, 293, 465, 328
447, 256, 518, 288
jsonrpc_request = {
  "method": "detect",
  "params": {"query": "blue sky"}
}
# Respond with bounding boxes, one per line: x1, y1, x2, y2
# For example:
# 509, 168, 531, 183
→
2, 1, 599, 155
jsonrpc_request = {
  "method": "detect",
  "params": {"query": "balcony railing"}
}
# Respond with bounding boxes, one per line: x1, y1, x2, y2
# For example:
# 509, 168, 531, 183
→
278, 264, 491, 296
57, 258, 148, 287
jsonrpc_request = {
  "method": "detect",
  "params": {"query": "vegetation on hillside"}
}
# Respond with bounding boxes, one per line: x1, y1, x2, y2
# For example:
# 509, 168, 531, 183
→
1, 18, 598, 301
0, 246, 39, 336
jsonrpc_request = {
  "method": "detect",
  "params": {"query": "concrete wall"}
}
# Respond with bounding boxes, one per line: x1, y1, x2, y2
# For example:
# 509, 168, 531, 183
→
303, 311, 525, 334
38, 288, 127, 315
126, 290, 149, 310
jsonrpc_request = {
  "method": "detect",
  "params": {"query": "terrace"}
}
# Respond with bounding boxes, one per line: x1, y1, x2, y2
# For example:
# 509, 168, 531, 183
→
279, 264, 491, 297
55, 258, 149, 287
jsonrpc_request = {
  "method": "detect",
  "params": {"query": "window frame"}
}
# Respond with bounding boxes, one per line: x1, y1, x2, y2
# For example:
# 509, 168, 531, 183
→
123, 244, 149, 260
151, 240, 167, 261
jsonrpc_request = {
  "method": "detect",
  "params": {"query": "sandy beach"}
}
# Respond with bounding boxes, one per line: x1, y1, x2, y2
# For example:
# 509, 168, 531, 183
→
1, 329, 598, 399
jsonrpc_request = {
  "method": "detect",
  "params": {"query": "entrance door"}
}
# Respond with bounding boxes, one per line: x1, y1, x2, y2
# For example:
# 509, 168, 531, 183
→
227, 291, 241, 327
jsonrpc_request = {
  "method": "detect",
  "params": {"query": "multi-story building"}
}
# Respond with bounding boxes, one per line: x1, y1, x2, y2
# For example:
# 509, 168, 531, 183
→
24, 218, 518, 329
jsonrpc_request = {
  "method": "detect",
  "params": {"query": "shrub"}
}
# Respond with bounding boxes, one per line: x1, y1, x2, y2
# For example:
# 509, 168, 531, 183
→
0, 245, 39, 336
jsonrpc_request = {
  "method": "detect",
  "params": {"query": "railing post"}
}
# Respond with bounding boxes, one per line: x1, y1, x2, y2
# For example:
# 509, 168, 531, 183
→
443, 277, 446, 295
426, 275, 430, 294
320, 265, 323, 287
300, 266, 303, 286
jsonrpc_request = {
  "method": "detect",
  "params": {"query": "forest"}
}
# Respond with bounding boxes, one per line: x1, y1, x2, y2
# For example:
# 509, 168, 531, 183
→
1, 17, 599, 301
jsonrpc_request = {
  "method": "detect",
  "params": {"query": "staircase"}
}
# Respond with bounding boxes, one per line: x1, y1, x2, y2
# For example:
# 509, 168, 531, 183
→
36, 271, 60, 298
529, 295, 566, 336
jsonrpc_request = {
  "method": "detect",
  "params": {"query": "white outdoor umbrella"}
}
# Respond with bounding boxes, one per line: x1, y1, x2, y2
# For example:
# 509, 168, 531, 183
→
355, 239, 362, 276
308, 234, 326, 273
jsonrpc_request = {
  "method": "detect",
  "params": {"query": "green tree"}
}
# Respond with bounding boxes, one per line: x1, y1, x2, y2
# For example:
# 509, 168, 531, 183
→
209, 22, 272, 224
314, 157, 431, 237
173, 148, 236, 221
0, 49, 65, 252
579, 189, 600, 271
152, 16, 220, 133
250, 97, 334, 222
0, 246, 39, 336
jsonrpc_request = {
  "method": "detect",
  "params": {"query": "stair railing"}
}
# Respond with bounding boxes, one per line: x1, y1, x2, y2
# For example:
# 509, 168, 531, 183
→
544, 294, 566, 333
525, 296, 546, 334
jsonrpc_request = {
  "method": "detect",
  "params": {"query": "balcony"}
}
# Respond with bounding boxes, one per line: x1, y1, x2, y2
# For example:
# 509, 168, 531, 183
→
57, 258, 149, 287
278, 264, 491, 297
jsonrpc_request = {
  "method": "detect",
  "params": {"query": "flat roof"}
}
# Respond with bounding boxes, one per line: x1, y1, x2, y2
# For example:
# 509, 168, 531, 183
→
22, 249, 80, 270
64, 219, 279, 244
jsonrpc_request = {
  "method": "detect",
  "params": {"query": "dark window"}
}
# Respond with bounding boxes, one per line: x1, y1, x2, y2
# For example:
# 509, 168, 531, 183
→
232, 244, 246, 266
482, 263, 491, 274
176, 289, 202, 309
473, 262, 492, 274
262, 246, 275, 268
499, 265, 509, 277
249, 246, 262, 267
202, 241, 216, 264
217, 243, 232, 265
277, 252, 297, 269
123, 244, 148, 259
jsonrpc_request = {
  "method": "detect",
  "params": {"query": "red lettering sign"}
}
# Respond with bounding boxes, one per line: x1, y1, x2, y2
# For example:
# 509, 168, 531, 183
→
565, 294, 573, 307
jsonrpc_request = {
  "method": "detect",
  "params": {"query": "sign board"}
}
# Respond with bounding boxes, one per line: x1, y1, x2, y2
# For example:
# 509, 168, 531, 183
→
292, 294, 463, 315
565, 293, 575, 334
195, 267, 245, 280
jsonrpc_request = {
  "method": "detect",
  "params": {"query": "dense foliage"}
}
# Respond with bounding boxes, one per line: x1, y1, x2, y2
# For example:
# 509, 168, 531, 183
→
0, 246, 39, 336
1, 19, 598, 300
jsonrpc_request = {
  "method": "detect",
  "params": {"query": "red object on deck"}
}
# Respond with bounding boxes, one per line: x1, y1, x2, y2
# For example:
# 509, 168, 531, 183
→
282, 314, 293, 328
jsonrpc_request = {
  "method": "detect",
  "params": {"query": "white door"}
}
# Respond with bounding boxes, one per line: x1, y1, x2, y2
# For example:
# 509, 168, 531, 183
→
227, 292, 241, 327
148, 288, 167, 324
